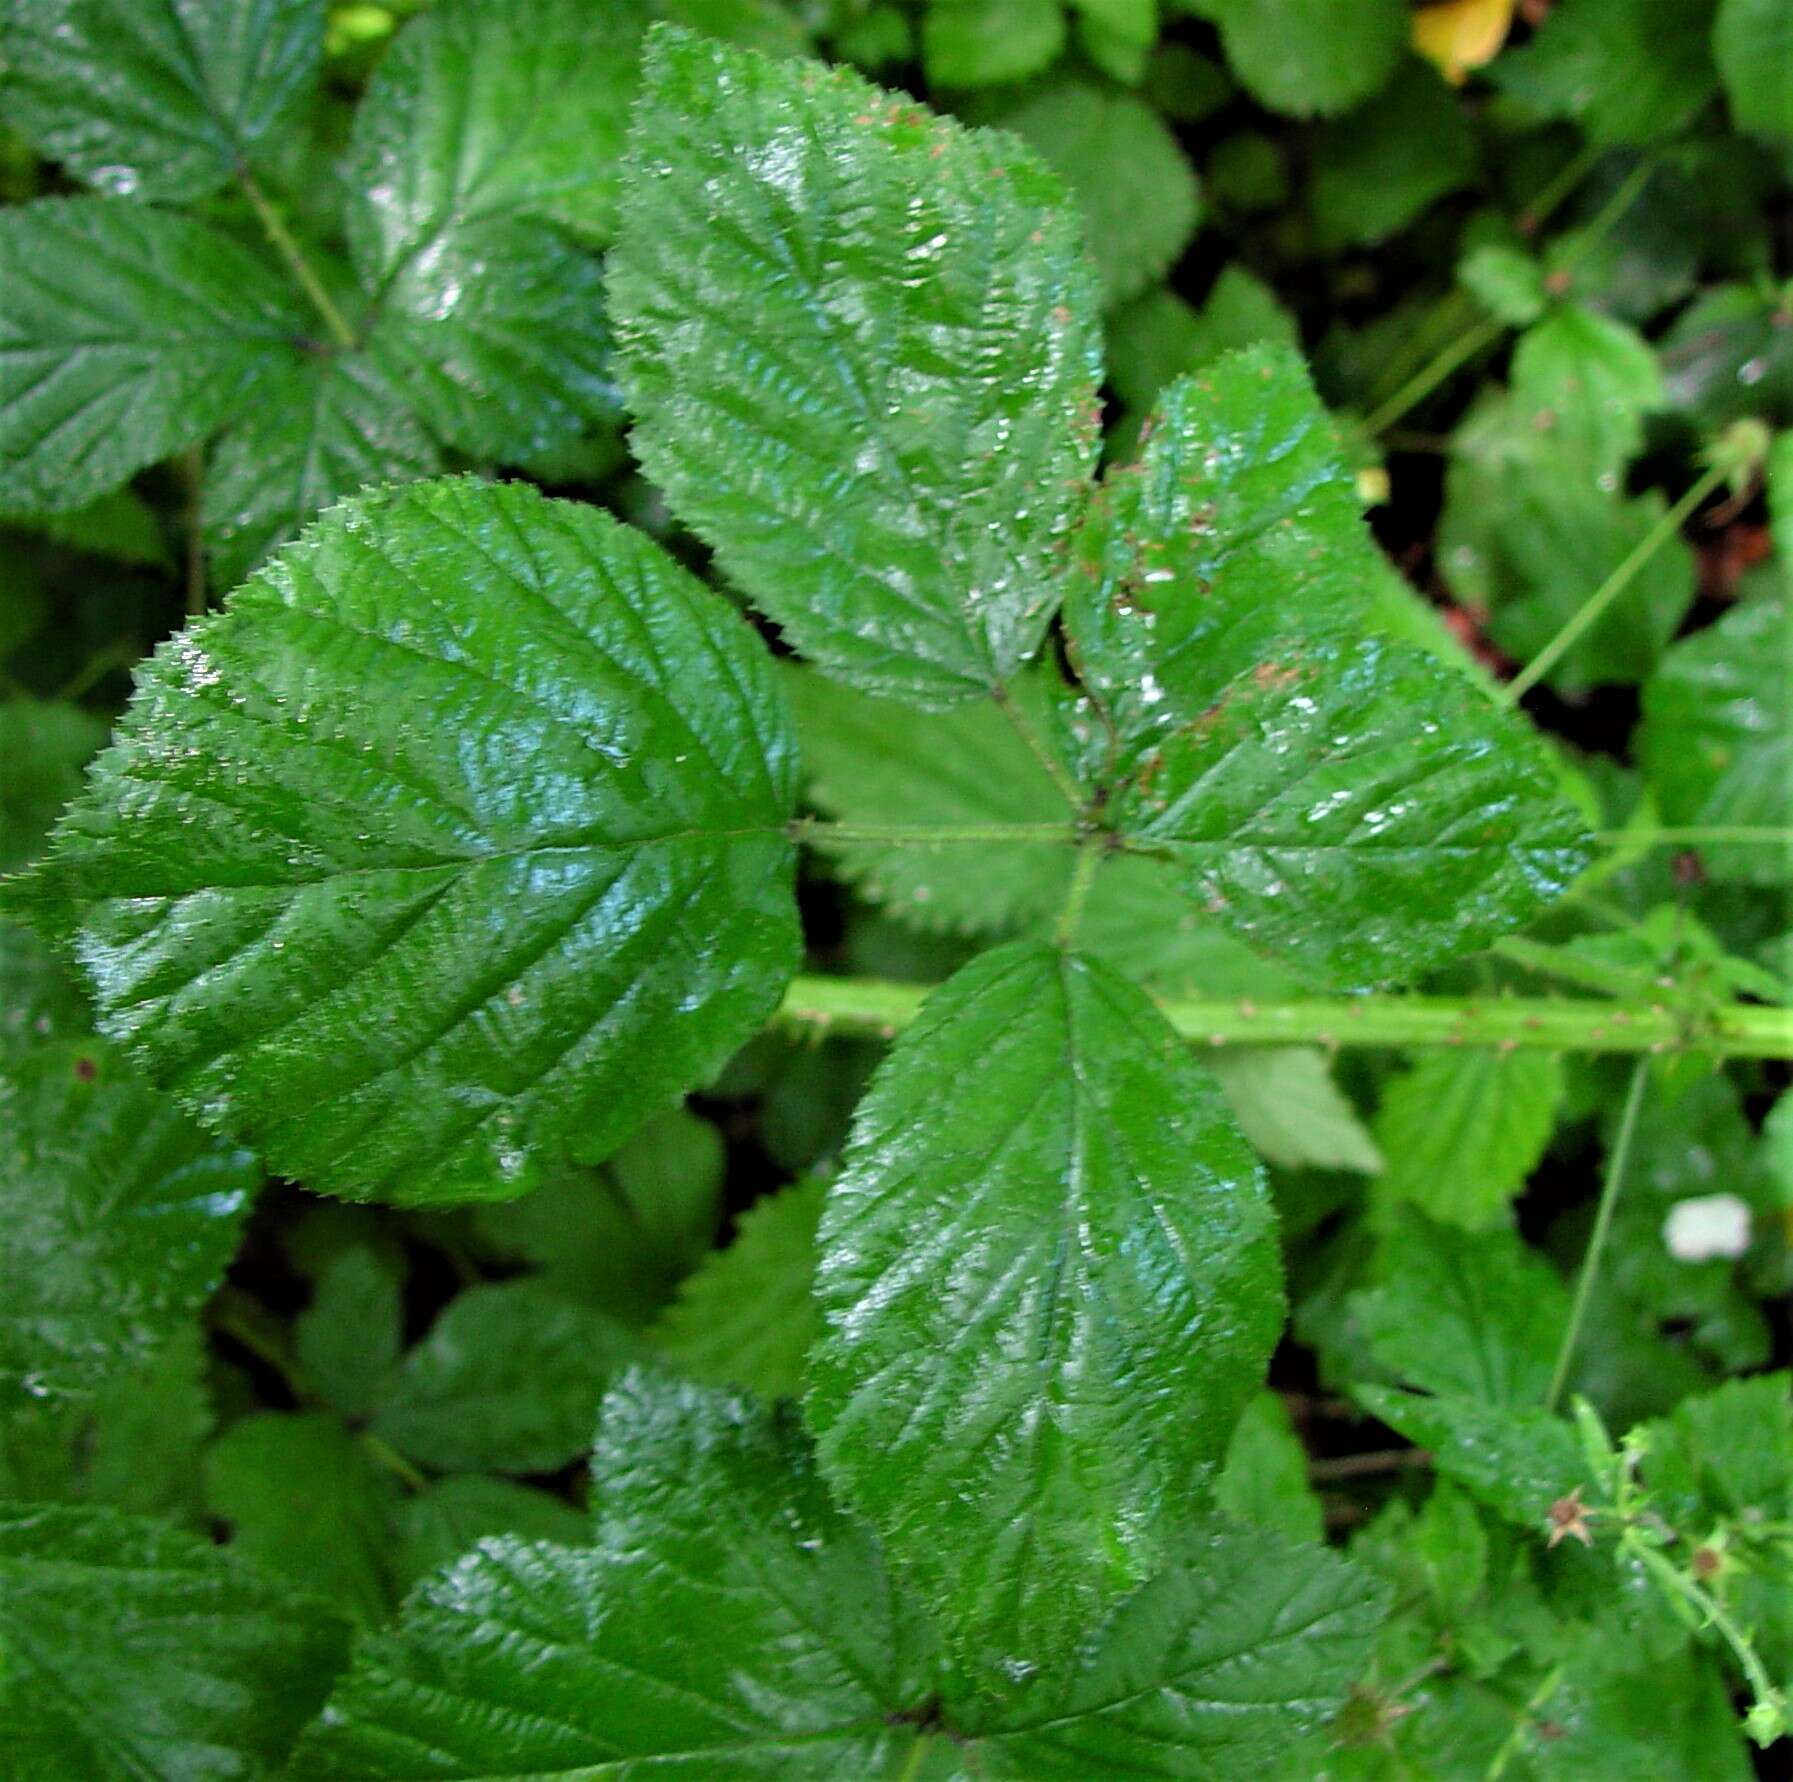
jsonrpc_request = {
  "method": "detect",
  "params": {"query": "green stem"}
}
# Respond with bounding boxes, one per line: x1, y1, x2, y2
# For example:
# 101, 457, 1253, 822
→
1364, 313, 1506, 438
1595, 825, 1793, 850
991, 682, 1084, 811
1506, 462, 1726, 703
1546, 1059, 1648, 1411
1551, 153, 1662, 277
1054, 838, 1104, 947
180, 445, 206, 618
777, 978, 1793, 1059
792, 817, 1081, 847
361, 1430, 430, 1493
239, 171, 358, 351
1517, 140, 1606, 234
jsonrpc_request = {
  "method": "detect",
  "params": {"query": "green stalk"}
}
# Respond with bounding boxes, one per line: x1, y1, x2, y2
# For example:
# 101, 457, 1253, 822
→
1546, 1060, 1648, 1411
240, 171, 358, 351
776, 977, 1793, 1059
1053, 837, 1104, 947
1505, 462, 1726, 703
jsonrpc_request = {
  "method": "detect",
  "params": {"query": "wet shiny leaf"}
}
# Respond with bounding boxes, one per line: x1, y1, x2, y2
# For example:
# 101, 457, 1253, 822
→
806, 941, 1283, 1675
0, 198, 299, 513
611, 27, 1103, 707
12, 478, 800, 1205
0, 0, 321, 201
0, 1502, 348, 1780
0, 1037, 257, 1400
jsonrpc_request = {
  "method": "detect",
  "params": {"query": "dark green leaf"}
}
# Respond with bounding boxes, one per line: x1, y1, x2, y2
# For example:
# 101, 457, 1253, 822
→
922, 0, 1066, 88
0, 920, 88, 1055
0, 0, 321, 201
206, 1411, 399, 1624
0, 699, 109, 873
394, 1475, 588, 1591
1107, 267, 1299, 415
1202, 0, 1408, 118
611, 27, 1103, 707
1, 1038, 256, 1400
292, 1245, 403, 1420
0, 198, 299, 513
655, 1175, 826, 1399
1716, 0, 1793, 138
14, 479, 800, 1206
0, 1502, 348, 1779
806, 941, 1282, 1673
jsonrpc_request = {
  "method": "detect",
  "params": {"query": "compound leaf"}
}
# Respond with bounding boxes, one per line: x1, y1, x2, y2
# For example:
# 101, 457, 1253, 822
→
0, 0, 321, 201
0, 197, 299, 514
805, 940, 1282, 1676
0, 1038, 256, 1400
12, 478, 800, 1206
611, 27, 1103, 707
0, 1502, 348, 1780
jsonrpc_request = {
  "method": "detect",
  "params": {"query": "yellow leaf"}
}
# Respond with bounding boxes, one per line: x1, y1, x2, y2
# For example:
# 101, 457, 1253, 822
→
1411, 0, 1516, 85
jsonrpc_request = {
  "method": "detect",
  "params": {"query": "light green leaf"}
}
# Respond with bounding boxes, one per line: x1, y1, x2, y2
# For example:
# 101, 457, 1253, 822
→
1717, 0, 1793, 138
611, 27, 1102, 707
295, 1369, 942, 1778
202, 352, 443, 589
1351, 1211, 1568, 1404
1215, 1390, 1324, 1544
1, 1038, 256, 1400
296, 1369, 1380, 1778
292, 1246, 403, 1422
1509, 304, 1665, 481
1064, 351, 1591, 985
394, 1475, 588, 1590
0, 699, 109, 873
806, 941, 1282, 1674
1459, 244, 1547, 327
0, 197, 299, 514
1207, 1046, 1384, 1174
206, 1411, 399, 1624
1369, 1049, 1564, 1229
370, 1281, 640, 1475
1495, 0, 1719, 145
1309, 64, 1477, 251
472, 1106, 725, 1323
0, 1502, 348, 1780
785, 662, 1076, 935
1107, 267, 1299, 415
1638, 590, 1789, 886
12, 479, 800, 1206
0, 0, 321, 201
655, 1175, 826, 1399
1203, 0, 1408, 117
983, 79, 1202, 309
922, 0, 1066, 88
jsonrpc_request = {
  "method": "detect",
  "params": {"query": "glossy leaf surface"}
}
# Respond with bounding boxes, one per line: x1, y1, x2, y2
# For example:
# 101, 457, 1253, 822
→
1, 1038, 256, 1400
0, 198, 299, 513
16, 478, 800, 1206
611, 27, 1102, 706
806, 940, 1282, 1673
0, 1502, 348, 1780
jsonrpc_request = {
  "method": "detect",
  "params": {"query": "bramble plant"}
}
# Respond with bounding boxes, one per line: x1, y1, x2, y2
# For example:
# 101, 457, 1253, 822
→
1, 0, 1791, 1776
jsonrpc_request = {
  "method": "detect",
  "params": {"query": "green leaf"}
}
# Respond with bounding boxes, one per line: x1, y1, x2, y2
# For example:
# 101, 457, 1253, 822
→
201, 352, 443, 589
1203, 0, 1408, 117
785, 663, 1076, 934
393, 1475, 588, 1591
611, 27, 1103, 708
296, 1370, 1381, 1778
1309, 64, 1477, 251
295, 1369, 942, 1778
472, 1106, 725, 1323
654, 1176, 826, 1399
369, 1281, 640, 1474
292, 1246, 403, 1421
31, 486, 170, 568
1368, 1049, 1565, 1228
982, 79, 1202, 309
205, 1411, 399, 1624
1717, 0, 1793, 138
806, 941, 1282, 1673
1107, 267, 1299, 415
14, 478, 800, 1206
922, 0, 1066, 88
0, 920, 88, 1055
1207, 1046, 1385, 1174
1351, 1211, 1568, 1404
0, 699, 109, 873
0, 1502, 349, 1780
1215, 1390, 1325, 1544
1509, 304, 1665, 481
1494, 0, 1719, 146
1, 1038, 256, 1400
1459, 244, 1547, 327
0, 0, 321, 201
1638, 590, 1789, 885
0, 197, 299, 514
